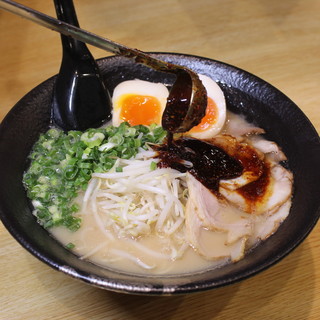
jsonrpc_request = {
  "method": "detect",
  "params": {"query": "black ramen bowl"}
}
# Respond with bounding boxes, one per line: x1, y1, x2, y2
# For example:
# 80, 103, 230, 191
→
0, 53, 319, 295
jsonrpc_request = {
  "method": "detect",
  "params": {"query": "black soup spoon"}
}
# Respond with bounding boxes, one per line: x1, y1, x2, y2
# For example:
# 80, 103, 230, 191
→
52, 0, 112, 131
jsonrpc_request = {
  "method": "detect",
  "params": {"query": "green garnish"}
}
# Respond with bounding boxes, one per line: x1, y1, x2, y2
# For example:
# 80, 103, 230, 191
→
23, 122, 166, 231
65, 242, 76, 250
150, 161, 157, 171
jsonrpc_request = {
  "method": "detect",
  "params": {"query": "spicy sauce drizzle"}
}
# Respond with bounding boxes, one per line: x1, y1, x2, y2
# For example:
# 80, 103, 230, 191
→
154, 137, 243, 193
154, 136, 271, 207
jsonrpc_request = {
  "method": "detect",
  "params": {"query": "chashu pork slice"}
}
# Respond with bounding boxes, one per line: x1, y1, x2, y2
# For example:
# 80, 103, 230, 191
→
186, 173, 252, 245
223, 112, 265, 137
185, 190, 247, 262
220, 162, 293, 215
250, 137, 287, 163
210, 135, 265, 190
246, 200, 292, 248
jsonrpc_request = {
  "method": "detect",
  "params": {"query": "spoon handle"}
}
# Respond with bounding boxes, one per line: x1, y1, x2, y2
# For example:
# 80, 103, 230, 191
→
53, 0, 86, 55
54, 0, 79, 26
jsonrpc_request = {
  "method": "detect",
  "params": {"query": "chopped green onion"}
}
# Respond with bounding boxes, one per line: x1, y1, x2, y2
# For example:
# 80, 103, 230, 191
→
81, 131, 105, 148
108, 134, 124, 145
65, 242, 76, 249
23, 123, 166, 231
150, 161, 157, 171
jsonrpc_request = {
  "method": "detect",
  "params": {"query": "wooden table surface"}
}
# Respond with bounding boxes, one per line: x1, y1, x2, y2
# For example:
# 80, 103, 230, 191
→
1, 0, 319, 319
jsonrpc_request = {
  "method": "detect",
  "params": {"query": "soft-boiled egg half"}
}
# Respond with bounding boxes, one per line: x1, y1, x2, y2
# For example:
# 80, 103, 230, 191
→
111, 75, 226, 139
185, 74, 226, 139
112, 79, 169, 127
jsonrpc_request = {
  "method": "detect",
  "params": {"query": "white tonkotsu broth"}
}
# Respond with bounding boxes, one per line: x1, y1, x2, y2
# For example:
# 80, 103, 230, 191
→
50, 112, 293, 275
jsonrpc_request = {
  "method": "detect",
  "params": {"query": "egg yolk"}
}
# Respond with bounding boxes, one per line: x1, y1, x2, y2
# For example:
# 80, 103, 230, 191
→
119, 94, 162, 126
189, 97, 218, 133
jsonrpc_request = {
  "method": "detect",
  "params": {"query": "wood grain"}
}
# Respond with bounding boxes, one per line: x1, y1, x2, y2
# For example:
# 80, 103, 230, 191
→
0, 0, 319, 319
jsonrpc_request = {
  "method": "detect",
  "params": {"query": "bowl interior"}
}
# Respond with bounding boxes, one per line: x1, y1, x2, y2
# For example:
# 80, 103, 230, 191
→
0, 53, 319, 295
